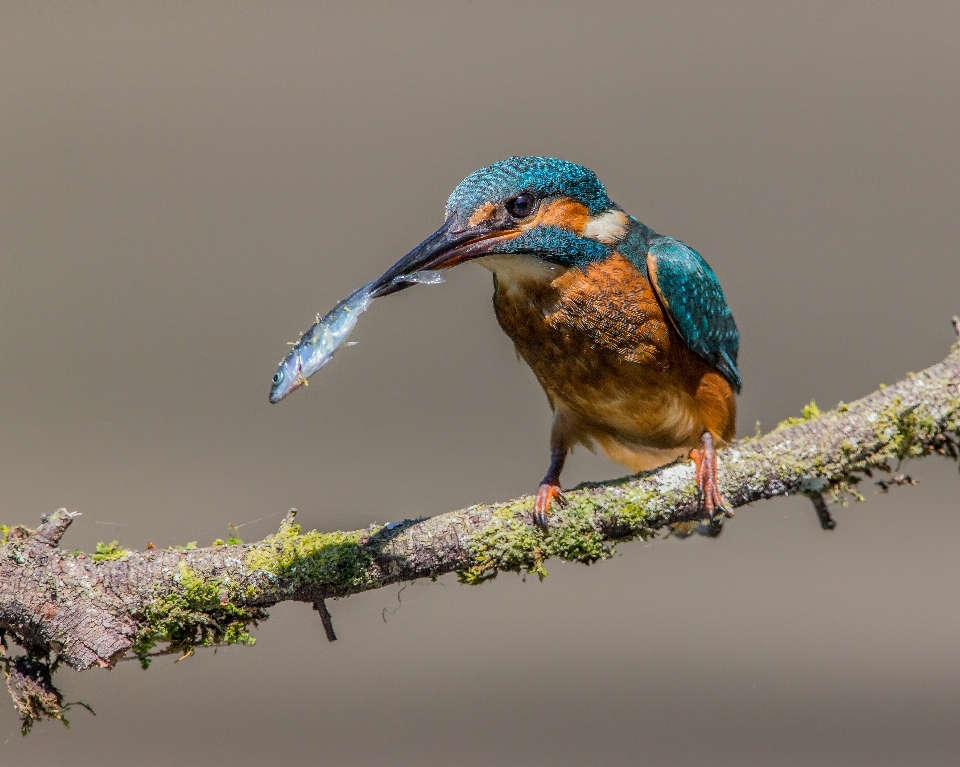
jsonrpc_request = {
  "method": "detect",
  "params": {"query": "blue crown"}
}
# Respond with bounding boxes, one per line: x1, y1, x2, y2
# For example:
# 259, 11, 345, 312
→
446, 157, 611, 217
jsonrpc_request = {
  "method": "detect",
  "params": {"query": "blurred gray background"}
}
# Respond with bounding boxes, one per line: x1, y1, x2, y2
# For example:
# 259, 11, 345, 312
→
2, 2, 959, 765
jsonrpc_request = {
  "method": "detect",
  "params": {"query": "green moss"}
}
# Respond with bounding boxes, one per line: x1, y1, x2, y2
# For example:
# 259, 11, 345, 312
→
543, 497, 612, 562
458, 501, 548, 584
91, 541, 130, 562
458, 491, 659, 585
824, 474, 865, 505
132, 561, 263, 669
826, 381, 960, 495
213, 525, 244, 547
211, 535, 243, 547
777, 400, 821, 430
0, 525, 9, 546
244, 520, 377, 595
873, 397, 940, 462
615, 490, 660, 528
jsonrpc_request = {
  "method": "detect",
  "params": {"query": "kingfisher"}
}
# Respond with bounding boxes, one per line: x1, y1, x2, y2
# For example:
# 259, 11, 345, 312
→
362, 157, 740, 528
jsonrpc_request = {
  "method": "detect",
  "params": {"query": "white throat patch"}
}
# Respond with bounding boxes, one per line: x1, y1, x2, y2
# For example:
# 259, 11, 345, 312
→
475, 253, 566, 294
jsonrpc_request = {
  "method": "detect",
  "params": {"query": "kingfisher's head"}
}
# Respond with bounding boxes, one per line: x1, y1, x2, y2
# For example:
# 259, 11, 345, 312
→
370, 157, 631, 296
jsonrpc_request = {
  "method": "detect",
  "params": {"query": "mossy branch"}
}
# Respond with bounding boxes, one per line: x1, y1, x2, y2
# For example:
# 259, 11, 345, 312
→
2, 329, 959, 734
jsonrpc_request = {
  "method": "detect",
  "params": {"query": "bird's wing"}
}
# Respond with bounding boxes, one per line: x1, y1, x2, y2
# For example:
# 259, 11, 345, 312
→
646, 237, 741, 392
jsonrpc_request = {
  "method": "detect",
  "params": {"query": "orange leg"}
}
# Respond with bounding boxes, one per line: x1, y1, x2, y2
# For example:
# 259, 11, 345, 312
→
534, 446, 568, 530
689, 432, 732, 519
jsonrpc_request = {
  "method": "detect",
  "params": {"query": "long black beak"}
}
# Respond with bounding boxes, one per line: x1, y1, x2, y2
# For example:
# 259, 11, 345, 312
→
368, 217, 511, 298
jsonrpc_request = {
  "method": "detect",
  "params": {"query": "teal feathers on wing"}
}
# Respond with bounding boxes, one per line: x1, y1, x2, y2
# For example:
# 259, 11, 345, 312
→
646, 237, 741, 392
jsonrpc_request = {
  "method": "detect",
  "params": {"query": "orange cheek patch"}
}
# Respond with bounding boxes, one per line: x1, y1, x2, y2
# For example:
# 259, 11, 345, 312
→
526, 197, 591, 234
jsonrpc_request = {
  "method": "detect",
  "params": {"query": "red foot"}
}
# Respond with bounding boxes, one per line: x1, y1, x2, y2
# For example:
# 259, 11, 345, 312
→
534, 482, 567, 530
690, 432, 732, 520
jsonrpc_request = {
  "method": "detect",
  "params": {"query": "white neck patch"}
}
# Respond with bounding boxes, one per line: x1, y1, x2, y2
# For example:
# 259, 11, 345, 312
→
582, 209, 629, 244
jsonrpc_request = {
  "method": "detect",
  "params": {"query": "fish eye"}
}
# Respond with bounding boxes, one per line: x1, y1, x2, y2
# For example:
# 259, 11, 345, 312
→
506, 192, 537, 219
272, 369, 284, 385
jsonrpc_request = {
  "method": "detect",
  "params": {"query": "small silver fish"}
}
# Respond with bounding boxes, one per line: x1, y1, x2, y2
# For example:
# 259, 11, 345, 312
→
269, 270, 444, 403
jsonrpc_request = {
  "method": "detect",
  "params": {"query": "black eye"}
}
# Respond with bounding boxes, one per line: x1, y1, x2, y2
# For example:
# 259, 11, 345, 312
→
506, 192, 537, 218
272, 369, 284, 385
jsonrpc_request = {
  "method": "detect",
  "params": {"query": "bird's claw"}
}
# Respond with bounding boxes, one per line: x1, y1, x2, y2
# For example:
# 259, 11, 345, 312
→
691, 433, 733, 521
533, 483, 566, 530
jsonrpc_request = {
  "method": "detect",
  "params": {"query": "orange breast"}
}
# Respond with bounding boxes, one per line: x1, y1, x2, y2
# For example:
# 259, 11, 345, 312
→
491, 253, 736, 469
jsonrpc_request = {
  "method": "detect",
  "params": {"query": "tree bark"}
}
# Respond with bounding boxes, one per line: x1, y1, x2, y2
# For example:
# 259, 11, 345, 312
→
3, 331, 959, 733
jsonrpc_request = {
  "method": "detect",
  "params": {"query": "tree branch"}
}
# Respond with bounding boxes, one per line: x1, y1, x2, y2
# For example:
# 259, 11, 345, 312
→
3, 328, 959, 733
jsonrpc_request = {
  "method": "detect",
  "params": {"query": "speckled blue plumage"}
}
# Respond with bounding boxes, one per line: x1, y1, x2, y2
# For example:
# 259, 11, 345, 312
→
646, 237, 741, 392
491, 225, 611, 267
447, 156, 611, 217
615, 215, 659, 277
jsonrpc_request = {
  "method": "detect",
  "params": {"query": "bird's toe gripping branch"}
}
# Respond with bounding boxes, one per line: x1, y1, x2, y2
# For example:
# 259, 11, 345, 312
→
532, 446, 569, 530
533, 483, 567, 530
690, 432, 732, 519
